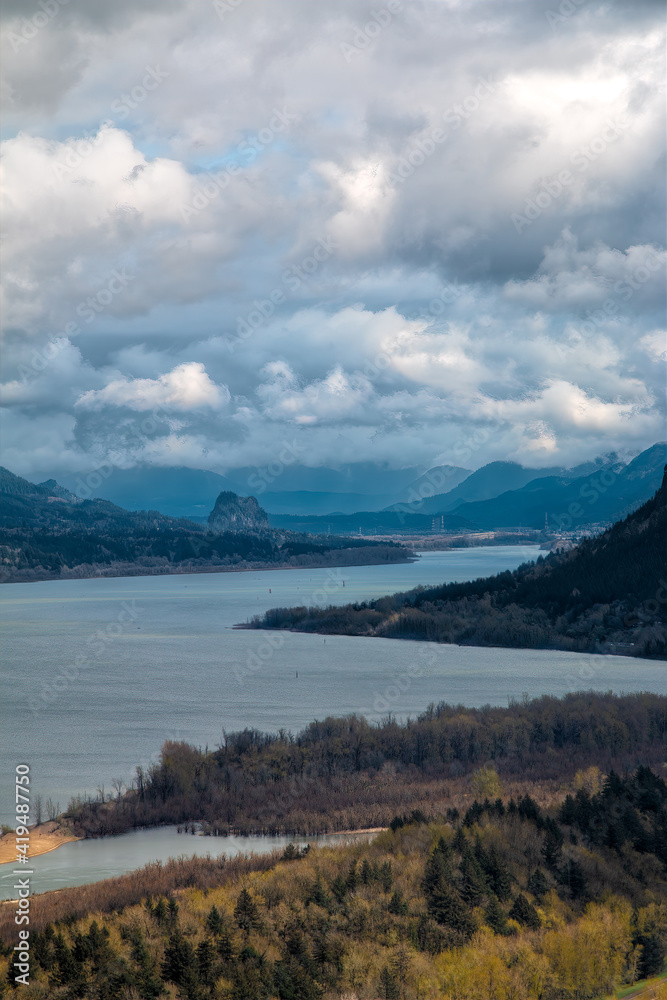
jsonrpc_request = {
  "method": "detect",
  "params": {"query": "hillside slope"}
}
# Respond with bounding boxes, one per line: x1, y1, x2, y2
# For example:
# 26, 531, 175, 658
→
0, 469, 410, 582
450, 443, 667, 529
249, 467, 667, 658
7, 756, 667, 998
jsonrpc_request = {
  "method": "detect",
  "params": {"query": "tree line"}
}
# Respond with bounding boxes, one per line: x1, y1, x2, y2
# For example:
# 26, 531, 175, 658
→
250, 471, 667, 658
5, 767, 667, 998
64, 692, 667, 839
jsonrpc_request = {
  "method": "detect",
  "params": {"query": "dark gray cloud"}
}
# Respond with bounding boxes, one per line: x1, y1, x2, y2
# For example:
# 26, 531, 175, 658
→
1, 0, 664, 481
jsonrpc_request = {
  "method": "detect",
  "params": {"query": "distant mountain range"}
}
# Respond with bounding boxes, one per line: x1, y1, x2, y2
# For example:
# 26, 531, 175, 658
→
58, 463, 432, 519
249, 462, 667, 659
426, 444, 666, 530
0, 469, 410, 583
270, 444, 665, 533
384, 457, 609, 513
33, 443, 666, 531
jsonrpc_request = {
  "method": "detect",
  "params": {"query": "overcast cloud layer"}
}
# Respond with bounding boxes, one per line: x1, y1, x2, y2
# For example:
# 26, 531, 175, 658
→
1, 0, 665, 482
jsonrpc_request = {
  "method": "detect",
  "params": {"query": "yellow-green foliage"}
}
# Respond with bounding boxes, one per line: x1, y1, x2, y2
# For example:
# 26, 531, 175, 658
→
2, 806, 666, 1000
471, 764, 503, 798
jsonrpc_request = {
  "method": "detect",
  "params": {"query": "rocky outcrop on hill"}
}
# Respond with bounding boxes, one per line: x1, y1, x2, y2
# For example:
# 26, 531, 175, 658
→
207, 491, 270, 534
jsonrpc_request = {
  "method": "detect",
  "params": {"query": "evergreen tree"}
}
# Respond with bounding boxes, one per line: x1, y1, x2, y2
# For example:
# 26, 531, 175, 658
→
331, 874, 347, 904
426, 880, 476, 940
161, 931, 195, 987
218, 929, 235, 963
508, 893, 541, 929
422, 838, 454, 896
234, 888, 260, 935
485, 845, 513, 901
541, 820, 564, 870
388, 890, 408, 915
196, 938, 215, 988
459, 846, 489, 906
637, 933, 667, 978
307, 873, 330, 909
484, 893, 508, 935
346, 860, 358, 891
206, 904, 224, 936
49, 934, 82, 990
453, 827, 468, 853
360, 858, 373, 885
379, 861, 394, 892
379, 964, 400, 999
562, 857, 587, 899
527, 868, 549, 900
130, 932, 163, 1000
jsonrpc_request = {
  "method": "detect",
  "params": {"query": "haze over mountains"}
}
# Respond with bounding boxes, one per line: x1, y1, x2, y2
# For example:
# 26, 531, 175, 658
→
272, 443, 666, 533
59, 462, 447, 520
55, 444, 666, 533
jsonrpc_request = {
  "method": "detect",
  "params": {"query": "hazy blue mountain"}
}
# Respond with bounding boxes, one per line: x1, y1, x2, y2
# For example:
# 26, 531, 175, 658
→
257, 491, 397, 515
56, 462, 427, 519
59, 465, 238, 519
225, 462, 424, 496
385, 454, 621, 516
385, 460, 565, 514
393, 465, 471, 504
450, 443, 666, 529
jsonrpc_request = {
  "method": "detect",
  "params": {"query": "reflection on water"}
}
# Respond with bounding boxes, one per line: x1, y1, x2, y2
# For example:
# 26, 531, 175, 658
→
0, 825, 374, 899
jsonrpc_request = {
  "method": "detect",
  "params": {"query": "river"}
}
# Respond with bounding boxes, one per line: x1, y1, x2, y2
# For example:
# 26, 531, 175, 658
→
1, 546, 664, 894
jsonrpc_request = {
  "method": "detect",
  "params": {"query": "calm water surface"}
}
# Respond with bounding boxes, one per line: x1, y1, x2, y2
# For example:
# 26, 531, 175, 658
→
1, 547, 664, 890
0, 827, 372, 900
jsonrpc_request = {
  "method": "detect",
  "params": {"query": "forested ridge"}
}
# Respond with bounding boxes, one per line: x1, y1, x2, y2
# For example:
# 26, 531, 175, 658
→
65, 692, 667, 839
0, 468, 409, 582
4, 767, 667, 998
248, 468, 667, 658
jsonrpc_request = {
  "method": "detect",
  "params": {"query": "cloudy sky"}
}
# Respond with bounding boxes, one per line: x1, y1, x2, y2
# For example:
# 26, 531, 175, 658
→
1, 0, 665, 484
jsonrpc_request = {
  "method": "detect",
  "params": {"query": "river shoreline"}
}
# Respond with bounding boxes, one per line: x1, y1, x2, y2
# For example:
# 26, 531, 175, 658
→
0, 822, 80, 865
0, 822, 383, 871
